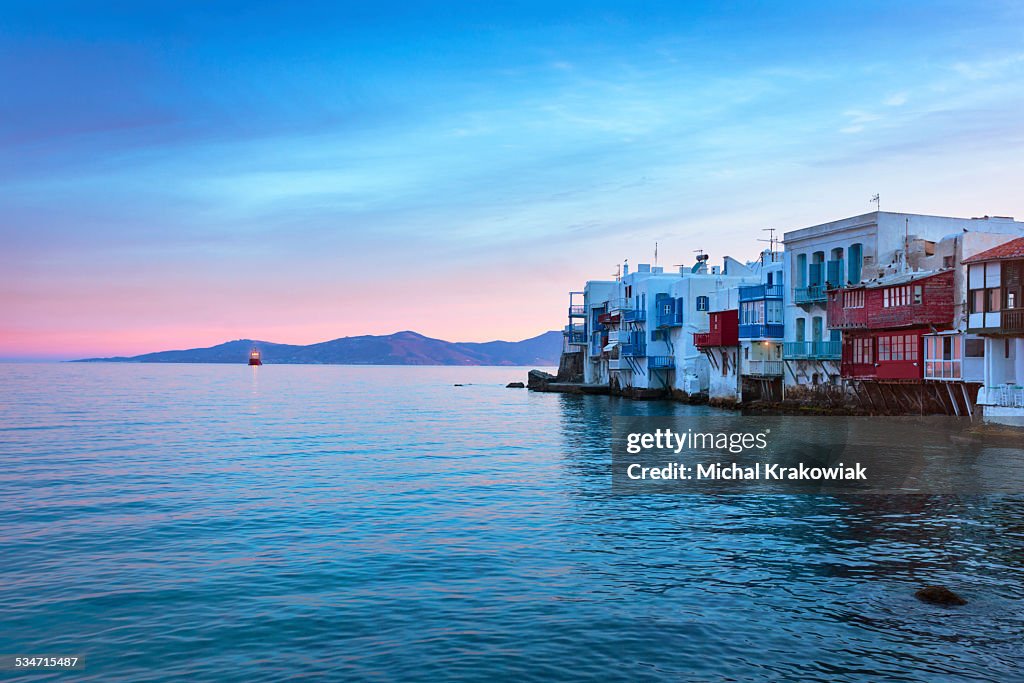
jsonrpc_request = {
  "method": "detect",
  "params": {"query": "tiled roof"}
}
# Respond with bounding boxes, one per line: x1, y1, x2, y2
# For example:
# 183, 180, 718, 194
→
963, 236, 1024, 263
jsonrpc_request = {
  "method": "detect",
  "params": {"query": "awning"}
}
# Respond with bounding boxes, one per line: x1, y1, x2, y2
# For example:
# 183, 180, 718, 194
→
603, 342, 620, 352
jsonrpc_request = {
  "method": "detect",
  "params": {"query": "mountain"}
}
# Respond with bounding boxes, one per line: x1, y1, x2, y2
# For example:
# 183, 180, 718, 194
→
73, 330, 563, 366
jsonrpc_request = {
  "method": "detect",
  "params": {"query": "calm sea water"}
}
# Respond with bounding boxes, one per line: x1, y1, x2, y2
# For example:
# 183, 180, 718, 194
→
1, 363, 1022, 682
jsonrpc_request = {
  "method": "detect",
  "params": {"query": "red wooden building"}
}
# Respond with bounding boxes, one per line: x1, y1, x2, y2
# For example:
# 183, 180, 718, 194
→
694, 310, 739, 349
827, 270, 955, 380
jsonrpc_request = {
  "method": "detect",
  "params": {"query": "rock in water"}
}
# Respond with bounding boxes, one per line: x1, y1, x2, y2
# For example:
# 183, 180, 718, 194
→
527, 369, 554, 391
506, 382, 525, 388
915, 586, 967, 606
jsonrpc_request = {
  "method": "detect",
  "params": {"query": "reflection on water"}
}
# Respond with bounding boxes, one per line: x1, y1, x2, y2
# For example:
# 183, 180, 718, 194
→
0, 363, 1022, 682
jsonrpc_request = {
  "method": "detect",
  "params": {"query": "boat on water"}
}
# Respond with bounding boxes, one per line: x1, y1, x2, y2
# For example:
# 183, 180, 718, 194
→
248, 349, 262, 366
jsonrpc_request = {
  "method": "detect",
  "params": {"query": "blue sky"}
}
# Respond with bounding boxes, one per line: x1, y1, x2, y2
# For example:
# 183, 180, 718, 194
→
3, 1, 1023, 357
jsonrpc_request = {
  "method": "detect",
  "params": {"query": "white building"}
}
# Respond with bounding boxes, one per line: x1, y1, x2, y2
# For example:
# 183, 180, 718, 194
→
664, 256, 755, 396
782, 211, 1022, 396
578, 256, 754, 395
965, 236, 1024, 425
916, 229, 1024, 414
737, 252, 786, 401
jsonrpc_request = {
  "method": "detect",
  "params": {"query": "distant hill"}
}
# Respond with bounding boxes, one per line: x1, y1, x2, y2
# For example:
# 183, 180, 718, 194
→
73, 330, 563, 366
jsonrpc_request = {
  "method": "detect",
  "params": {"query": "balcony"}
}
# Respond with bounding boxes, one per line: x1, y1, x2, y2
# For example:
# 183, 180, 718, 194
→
794, 286, 827, 305
607, 330, 631, 344
738, 284, 784, 301
738, 323, 784, 339
621, 308, 646, 323
1003, 309, 1024, 333
597, 311, 620, 326
589, 334, 606, 357
568, 304, 586, 317
745, 360, 784, 377
649, 355, 675, 369
607, 298, 630, 312
783, 340, 841, 360
608, 358, 629, 371
564, 330, 587, 346
621, 341, 647, 357
979, 385, 1024, 407
693, 332, 711, 348
657, 309, 683, 327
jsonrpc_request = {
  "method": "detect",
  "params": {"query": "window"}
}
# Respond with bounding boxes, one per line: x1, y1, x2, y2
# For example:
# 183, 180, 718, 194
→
766, 300, 783, 324
925, 335, 961, 380
852, 337, 873, 364
848, 243, 863, 283
625, 285, 632, 298
971, 289, 985, 314
876, 334, 918, 362
843, 289, 864, 308
696, 296, 709, 311
965, 339, 984, 357
883, 285, 912, 307
795, 318, 806, 342
943, 255, 954, 268
913, 285, 922, 305
988, 288, 1001, 312
1008, 290, 1017, 310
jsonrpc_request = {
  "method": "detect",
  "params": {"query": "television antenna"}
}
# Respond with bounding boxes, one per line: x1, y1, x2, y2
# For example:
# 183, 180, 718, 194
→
870, 193, 880, 211
757, 228, 778, 261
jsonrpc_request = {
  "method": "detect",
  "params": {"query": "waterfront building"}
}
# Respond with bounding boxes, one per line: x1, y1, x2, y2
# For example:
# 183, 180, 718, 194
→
782, 212, 1023, 397
574, 256, 753, 394
578, 264, 679, 389
663, 256, 755, 396
965, 236, 1024, 424
736, 252, 785, 401
694, 291, 742, 402
827, 227, 1024, 414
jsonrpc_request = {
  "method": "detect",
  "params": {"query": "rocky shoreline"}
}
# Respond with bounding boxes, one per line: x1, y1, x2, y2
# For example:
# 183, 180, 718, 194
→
526, 369, 929, 417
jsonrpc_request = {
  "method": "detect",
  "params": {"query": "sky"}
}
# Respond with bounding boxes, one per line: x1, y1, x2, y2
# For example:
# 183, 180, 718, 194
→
2, 1, 1024, 359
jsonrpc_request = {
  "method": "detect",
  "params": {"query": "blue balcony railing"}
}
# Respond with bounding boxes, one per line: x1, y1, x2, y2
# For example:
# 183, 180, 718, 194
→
657, 310, 683, 327
738, 284, 784, 301
568, 304, 586, 317
648, 355, 674, 369
793, 286, 827, 304
621, 341, 647, 357
621, 309, 646, 323
564, 330, 587, 346
782, 341, 841, 359
738, 323, 784, 339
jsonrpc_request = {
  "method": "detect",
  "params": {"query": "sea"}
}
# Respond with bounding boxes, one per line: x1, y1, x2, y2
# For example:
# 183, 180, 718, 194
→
1, 363, 1022, 682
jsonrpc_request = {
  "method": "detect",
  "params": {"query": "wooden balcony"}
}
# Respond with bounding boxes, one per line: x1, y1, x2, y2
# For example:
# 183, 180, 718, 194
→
745, 360, 783, 377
